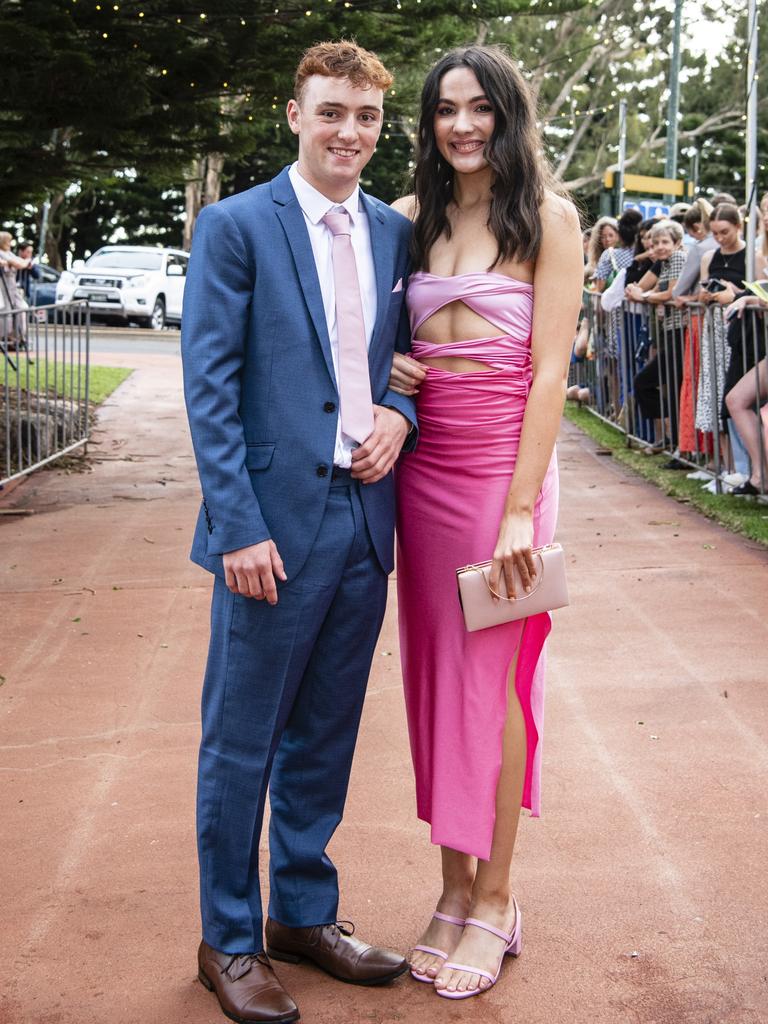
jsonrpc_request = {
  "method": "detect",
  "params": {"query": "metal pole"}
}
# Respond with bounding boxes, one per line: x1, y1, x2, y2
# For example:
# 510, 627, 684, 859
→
745, 0, 759, 281
664, 0, 684, 202
690, 146, 700, 196
617, 100, 628, 215
38, 199, 50, 263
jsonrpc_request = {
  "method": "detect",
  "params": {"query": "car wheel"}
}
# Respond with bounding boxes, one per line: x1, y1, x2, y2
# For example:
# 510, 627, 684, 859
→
147, 297, 165, 330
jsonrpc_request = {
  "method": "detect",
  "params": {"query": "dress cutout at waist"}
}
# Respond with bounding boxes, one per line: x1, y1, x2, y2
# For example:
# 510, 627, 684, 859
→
408, 271, 533, 370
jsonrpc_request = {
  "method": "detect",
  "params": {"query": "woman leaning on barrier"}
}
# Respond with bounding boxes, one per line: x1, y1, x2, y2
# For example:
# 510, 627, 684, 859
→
0, 231, 31, 351
693, 204, 750, 483
624, 219, 687, 454
672, 199, 716, 458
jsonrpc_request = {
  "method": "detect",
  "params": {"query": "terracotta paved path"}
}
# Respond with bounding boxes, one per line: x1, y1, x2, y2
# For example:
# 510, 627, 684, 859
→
1, 346, 767, 1024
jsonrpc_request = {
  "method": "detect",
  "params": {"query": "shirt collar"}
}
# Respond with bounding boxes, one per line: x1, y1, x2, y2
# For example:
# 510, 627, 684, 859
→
288, 162, 362, 226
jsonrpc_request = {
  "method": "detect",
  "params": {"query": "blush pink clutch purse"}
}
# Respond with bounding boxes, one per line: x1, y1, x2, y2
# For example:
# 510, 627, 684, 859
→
456, 543, 569, 632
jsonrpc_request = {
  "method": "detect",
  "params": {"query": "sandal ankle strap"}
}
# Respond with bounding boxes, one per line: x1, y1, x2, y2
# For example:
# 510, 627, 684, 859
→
433, 911, 466, 927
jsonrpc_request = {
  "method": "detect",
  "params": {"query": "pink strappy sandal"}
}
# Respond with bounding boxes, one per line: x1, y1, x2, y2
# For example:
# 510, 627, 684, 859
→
409, 911, 466, 983
435, 897, 522, 999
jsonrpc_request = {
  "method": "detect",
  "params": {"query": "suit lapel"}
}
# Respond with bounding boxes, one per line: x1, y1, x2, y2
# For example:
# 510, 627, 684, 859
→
272, 170, 337, 389
362, 192, 394, 364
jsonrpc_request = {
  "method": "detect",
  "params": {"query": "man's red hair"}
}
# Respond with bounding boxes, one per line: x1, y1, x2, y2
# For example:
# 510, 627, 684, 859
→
294, 40, 393, 103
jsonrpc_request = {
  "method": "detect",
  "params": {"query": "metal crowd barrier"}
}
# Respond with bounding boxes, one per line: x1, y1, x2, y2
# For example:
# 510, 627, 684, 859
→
570, 294, 768, 497
1, 301, 91, 486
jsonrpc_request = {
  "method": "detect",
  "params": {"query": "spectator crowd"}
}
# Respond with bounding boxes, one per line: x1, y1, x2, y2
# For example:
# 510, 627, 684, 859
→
0, 232, 40, 351
574, 192, 768, 498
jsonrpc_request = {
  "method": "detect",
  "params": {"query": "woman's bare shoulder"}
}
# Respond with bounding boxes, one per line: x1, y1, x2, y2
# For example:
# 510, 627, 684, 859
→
541, 190, 580, 231
391, 194, 418, 221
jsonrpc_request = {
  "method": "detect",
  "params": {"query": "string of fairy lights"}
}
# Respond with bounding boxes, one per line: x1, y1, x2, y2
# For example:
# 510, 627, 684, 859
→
68, 0, 763, 150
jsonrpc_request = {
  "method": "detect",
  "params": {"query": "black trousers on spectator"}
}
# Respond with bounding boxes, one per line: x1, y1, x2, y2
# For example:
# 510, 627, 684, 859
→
633, 326, 685, 445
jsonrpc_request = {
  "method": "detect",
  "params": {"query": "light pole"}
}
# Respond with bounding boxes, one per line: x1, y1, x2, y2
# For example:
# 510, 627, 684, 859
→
745, 0, 759, 280
617, 100, 628, 214
664, 0, 684, 201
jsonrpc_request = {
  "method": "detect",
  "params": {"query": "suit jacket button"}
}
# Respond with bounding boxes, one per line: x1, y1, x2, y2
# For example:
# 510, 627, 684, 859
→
316, 464, 329, 478
324, 401, 336, 413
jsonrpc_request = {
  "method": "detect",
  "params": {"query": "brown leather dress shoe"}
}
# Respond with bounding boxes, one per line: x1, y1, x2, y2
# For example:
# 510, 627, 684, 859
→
197, 940, 300, 1023
264, 918, 408, 986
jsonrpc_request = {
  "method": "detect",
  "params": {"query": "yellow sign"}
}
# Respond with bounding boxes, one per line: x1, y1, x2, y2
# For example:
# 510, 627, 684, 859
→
603, 171, 695, 198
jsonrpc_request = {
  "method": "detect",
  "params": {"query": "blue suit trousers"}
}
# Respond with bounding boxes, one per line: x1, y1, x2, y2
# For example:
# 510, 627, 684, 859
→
196, 476, 388, 953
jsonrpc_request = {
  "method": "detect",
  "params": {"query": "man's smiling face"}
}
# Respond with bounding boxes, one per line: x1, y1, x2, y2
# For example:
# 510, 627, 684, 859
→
287, 75, 384, 200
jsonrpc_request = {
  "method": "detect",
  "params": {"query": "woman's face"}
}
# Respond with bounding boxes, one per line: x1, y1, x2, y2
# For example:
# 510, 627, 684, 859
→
640, 230, 653, 252
433, 66, 495, 176
652, 232, 676, 260
600, 224, 619, 248
710, 219, 741, 249
687, 221, 706, 241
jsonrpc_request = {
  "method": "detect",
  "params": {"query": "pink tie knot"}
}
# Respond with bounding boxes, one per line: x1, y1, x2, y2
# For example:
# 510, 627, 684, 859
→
323, 209, 352, 237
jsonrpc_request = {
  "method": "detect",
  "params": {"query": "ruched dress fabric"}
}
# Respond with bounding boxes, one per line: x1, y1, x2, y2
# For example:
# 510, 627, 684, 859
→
395, 272, 558, 861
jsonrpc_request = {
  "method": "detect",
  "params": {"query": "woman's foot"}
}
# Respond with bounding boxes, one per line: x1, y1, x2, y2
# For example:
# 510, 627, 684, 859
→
731, 477, 762, 497
410, 901, 469, 981
434, 896, 519, 996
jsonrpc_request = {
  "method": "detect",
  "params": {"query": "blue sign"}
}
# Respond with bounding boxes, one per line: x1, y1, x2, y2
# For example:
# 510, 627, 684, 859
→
623, 199, 671, 219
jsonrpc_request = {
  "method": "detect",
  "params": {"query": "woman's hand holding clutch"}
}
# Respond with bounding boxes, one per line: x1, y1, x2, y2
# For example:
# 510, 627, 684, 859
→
489, 509, 536, 601
388, 352, 427, 395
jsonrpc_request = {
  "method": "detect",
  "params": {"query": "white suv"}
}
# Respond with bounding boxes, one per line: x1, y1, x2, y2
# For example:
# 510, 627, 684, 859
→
55, 245, 189, 329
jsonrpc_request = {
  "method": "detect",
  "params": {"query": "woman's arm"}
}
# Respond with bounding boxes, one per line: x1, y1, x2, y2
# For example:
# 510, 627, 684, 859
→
626, 266, 659, 299
489, 193, 583, 599
1, 252, 31, 270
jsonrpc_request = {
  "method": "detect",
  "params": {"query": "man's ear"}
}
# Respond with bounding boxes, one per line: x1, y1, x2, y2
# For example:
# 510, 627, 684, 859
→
286, 99, 301, 136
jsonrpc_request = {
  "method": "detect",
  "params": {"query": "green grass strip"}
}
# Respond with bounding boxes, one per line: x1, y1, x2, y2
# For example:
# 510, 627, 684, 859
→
564, 403, 768, 548
3, 357, 133, 406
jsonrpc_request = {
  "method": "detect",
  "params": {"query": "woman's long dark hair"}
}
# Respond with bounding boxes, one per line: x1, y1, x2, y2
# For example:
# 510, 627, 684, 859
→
412, 45, 557, 271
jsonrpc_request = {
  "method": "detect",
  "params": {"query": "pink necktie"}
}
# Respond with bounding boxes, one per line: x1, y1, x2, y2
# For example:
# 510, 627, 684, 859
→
322, 208, 374, 444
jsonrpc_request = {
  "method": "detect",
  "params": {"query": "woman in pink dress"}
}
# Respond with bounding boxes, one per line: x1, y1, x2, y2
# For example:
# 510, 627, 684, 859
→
389, 47, 583, 1000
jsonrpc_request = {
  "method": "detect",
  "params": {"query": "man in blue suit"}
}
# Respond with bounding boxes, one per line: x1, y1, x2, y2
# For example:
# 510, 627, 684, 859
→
181, 41, 416, 1024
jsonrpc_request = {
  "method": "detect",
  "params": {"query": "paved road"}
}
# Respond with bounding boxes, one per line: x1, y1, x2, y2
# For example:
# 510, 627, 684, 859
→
89, 327, 180, 357
1, 346, 767, 1024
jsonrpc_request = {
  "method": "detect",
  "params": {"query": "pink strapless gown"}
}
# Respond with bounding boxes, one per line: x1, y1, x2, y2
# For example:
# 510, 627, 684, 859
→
396, 272, 558, 861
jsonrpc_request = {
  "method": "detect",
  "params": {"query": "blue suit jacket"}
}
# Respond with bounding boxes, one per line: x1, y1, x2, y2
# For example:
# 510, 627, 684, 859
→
181, 166, 416, 579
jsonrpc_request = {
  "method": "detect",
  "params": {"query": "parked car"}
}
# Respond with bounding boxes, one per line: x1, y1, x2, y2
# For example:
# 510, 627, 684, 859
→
27, 264, 61, 316
55, 245, 188, 329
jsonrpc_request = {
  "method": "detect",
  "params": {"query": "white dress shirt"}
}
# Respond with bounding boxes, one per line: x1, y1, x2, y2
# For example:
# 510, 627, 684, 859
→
288, 162, 377, 468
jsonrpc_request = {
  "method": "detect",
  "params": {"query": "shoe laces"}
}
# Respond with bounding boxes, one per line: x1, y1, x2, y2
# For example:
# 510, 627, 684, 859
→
221, 952, 270, 982
330, 920, 355, 937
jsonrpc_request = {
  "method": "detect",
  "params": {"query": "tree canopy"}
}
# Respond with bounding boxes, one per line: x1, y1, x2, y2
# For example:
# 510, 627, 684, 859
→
1, 0, 764, 264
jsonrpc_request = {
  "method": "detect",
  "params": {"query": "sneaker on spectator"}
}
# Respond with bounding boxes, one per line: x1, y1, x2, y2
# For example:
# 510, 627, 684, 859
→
722, 472, 747, 487
701, 478, 738, 494
686, 470, 711, 481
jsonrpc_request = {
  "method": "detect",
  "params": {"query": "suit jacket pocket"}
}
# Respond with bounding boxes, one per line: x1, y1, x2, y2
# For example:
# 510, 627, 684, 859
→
244, 442, 276, 471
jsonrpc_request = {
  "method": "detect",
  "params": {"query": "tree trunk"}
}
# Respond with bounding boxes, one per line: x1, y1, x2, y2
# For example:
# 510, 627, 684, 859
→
204, 153, 225, 206
183, 158, 204, 251
45, 192, 66, 270
183, 152, 225, 250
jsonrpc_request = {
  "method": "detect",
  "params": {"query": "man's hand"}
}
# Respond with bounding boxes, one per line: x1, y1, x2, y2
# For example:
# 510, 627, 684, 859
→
351, 405, 410, 484
223, 540, 287, 604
